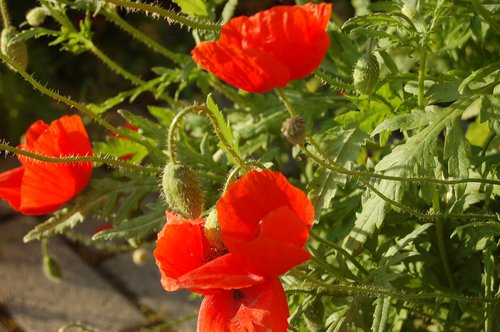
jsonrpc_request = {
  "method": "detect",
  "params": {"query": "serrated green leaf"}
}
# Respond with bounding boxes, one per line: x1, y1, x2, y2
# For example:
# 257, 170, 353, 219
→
481, 95, 500, 135
92, 203, 165, 242
172, 0, 208, 17
7, 27, 59, 45
444, 116, 471, 197
458, 61, 500, 95
206, 94, 241, 161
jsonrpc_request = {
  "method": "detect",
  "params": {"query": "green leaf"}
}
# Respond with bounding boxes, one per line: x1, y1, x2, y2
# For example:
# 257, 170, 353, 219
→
444, 116, 471, 197
7, 27, 59, 45
92, 203, 165, 242
481, 95, 500, 135
381, 223, 434, 266
344, 101, 469, 254
206, 94, 241, 160
171, 0, 209, 17
458, 61, 500, 95
308, 128, 368, 220
221, 0, 238, 24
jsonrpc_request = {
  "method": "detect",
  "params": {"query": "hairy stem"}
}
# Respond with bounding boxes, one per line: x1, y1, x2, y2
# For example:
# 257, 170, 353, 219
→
418, 48, 427, 110
101, 8, 183, 64
104, 0, 221, 31
0, 0, 10, 28
0, 143, 161, 173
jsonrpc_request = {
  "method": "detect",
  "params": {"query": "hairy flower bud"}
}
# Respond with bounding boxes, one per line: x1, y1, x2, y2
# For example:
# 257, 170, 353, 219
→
26, 7, 50, 27
204, 209, 224, 249
281, 116, 306, 145
162, 162, 204, 219
1, 27, 28, 71
353, 53, 379, 95
132, 248, 148, 266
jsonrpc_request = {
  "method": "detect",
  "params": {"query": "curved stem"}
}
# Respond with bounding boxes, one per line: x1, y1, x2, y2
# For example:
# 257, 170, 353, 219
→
104, 0, 221, 31
300, 145, 496, 221
0, 52, 159, 154
102, 8, 183, 64
0, 143, 161, 173
309, 232, 369, 276
223, 161, 267, 192
167, 105, 248, 172
0, 0, 11, 28
277, 89, 297, 117
167, 107, 195, 164
303, 139, 500, 187
85, 39, 144, 86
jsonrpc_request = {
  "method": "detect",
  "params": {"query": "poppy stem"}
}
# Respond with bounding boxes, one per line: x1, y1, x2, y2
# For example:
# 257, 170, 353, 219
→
0, 52, 163, 158
104, 0, 222, 31
101, 7, 184, 64
223, 161, 267, 192
299, 144, 497, 221
0, 0, 11, 28
277, 89, 297, 117
0, 143, 161, 173
167, 107, 195, 164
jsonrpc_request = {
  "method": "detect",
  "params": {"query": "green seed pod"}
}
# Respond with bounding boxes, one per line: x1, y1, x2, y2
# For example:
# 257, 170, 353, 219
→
162, 162, 204, 219
281, 116, 306, 145
204, 209, 224, 249
42, 254, 62, 283
26, 7, 50, 27
353, 53, 379, 95
303, 296, 325, 332
1, 27, 29, 71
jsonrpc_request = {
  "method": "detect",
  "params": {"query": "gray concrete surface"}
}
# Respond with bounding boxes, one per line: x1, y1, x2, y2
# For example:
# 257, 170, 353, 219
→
0, 217, 146, 332
101, 251, 199, 332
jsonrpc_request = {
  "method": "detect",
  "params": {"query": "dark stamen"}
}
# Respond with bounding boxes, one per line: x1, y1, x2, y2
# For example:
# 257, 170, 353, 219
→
233, 289, 245, 301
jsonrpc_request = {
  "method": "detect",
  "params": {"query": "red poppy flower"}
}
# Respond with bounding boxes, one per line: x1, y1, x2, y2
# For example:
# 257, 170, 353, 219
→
191, 3, 332, 93
0, 115, 93, 215
217, 170, 314, 277
198, 278, 289, 332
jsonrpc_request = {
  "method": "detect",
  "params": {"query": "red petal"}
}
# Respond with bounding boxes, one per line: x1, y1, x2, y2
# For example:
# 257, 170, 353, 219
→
217, 170, 314, 243
191, 40, 290, 93
24, 120, 49, 147
154, 222, 210, 291
155, 220, 263, 293
198, 278, 289, 332
230, 3, 331, 80
13, 115, 93, 215
0, 167, 24, 212
18, 163, 91, 215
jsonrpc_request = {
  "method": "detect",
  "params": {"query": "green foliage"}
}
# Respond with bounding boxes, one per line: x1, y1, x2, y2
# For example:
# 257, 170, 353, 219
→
2, 0, 500, 331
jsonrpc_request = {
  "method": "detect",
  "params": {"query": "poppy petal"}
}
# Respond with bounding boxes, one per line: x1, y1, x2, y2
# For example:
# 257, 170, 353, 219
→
24, 120, 49, 147
155, 219, 264, 293
198, 278, 289, 332
191, 40, 290, 93
239, 3, 331, 80
0, 167, 24, 211
217, 170, 314, 243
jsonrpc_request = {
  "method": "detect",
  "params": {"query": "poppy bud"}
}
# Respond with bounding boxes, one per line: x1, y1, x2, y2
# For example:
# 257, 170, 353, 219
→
353, 53, 379, 95
26, 7, 49, 26
1, 27, 28, 71
281, 116, 306, 145
42, 254, 62, 283
303, 296, 324, 332
204, 209, 224, 249
132, 248, 148, 266
162, 162, 204, 219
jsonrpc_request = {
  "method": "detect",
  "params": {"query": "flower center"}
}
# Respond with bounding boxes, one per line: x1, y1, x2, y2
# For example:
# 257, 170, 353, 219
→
232, 289, 245, 301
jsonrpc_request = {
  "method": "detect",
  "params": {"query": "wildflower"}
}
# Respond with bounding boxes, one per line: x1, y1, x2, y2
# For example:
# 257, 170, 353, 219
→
192, 3, 332, 93
0, 115, 93, 215
154, 170, 314, 331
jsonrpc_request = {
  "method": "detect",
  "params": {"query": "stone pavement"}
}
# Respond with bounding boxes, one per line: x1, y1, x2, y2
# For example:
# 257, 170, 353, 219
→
0, 203, 199, 332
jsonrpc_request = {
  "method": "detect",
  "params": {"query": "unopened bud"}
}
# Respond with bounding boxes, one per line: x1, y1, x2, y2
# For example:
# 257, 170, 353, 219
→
26, 7, 50, 27
132, 248, 149, 266
43, 254, 62, 283
162, 162, 204, 219
204, 209, 224, 249
353, 53, 379, 95
1, 27, 28, 71
281, 116, 306, 145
